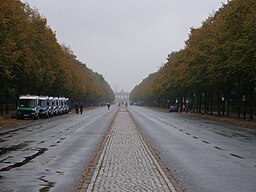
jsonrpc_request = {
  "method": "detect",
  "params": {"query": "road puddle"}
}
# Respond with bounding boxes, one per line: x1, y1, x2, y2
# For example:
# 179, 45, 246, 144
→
0, 148, 48, 172
0, 143, 28, 156
0, 125, 31, 136
39, 176, 55, 192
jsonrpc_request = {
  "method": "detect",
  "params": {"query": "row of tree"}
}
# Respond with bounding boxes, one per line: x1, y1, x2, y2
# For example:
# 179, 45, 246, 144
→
0, 0, 115, 114
130, 0, 256, 119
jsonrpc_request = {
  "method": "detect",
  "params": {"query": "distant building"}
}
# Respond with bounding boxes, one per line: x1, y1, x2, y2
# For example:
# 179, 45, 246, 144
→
115, 90, 130, 104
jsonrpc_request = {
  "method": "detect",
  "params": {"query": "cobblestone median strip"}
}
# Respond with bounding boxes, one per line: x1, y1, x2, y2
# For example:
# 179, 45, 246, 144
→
84, 107, 177, 192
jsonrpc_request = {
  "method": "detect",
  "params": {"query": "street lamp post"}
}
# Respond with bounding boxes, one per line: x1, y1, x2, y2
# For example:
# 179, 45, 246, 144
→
186, 98, 189, 113
193, 94, 196, 113
222, 96, 225, 116
175, 98, 179, 112
242, 95, 246, 119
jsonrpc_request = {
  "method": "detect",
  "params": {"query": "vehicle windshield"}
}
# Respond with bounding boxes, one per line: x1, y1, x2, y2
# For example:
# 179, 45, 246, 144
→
39, 100, 48, 107
18, 99, 36, 107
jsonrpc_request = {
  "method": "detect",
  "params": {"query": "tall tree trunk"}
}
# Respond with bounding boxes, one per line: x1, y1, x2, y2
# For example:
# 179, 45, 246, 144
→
5, 90, 9, 115
249, 88, 253, 120
207, 91, 210, 114
199, 93, 202, 113
227, 92, 230, 117
204, 91, 207, 114
196, 94, 199, 113
242, 94, 246, 119
179, 96, 182, 113
210, 91, 213, 115
237, 91, 241, 119
217, 91, 220, 116
243, 99, 246, 119
237, 78, 241, 119
0, 95, 3, 116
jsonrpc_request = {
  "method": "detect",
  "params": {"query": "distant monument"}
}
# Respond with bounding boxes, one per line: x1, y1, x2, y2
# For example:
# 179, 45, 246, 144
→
114, 89, 130, 104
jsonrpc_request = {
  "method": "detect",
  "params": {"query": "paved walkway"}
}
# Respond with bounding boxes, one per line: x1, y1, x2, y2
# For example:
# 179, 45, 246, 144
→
82, 106, 177, 192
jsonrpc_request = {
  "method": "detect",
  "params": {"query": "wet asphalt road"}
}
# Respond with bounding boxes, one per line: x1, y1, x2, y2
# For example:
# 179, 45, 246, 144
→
128, 106, 256, 192
1, 105, 256, 192
0, 106, 118, 192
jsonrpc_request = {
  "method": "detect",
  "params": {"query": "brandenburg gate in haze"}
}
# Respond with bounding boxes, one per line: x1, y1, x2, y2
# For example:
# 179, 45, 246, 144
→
115, 90, 130, 104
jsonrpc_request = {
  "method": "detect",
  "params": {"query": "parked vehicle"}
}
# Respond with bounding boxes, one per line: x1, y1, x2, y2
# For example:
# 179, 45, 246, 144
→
17, 95, 40, 119
39, 96, 50, 118
61, 97, 68, 114
53, 97, 59, 116
48, 96, 54, 117
169, 105, 178, 112
58, 97, 64, 115
64, 97, 70, 113
17, 94, 70, 119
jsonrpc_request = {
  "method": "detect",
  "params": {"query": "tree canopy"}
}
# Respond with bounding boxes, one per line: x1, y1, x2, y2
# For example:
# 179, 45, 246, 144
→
0, 0, 115, 105
130, 0, 256, 119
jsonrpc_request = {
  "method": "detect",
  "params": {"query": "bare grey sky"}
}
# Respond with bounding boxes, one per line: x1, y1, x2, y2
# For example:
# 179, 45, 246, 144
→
22, 0, 227, 92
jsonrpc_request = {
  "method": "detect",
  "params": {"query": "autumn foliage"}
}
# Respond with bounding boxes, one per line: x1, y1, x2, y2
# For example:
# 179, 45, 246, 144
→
0, 0, 115, 109
130, 0, 256, 119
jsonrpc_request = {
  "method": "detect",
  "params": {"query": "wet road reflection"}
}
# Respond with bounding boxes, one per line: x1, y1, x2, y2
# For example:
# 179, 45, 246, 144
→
0, 106, 118, 192
128, 106, 256, 192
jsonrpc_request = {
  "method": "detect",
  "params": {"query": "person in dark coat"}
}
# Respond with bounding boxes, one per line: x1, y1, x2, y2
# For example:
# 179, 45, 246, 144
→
80, 103, 83, 114
74, 103, 79, 114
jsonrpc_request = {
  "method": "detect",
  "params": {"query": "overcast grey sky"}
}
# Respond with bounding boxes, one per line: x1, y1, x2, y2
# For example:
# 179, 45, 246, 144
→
22, 0, 227, 92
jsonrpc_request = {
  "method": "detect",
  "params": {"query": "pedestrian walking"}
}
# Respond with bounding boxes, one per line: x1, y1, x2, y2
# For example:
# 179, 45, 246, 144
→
80, 103, 83, 114
107, 103, 110, 110
74, 103, 79, 114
